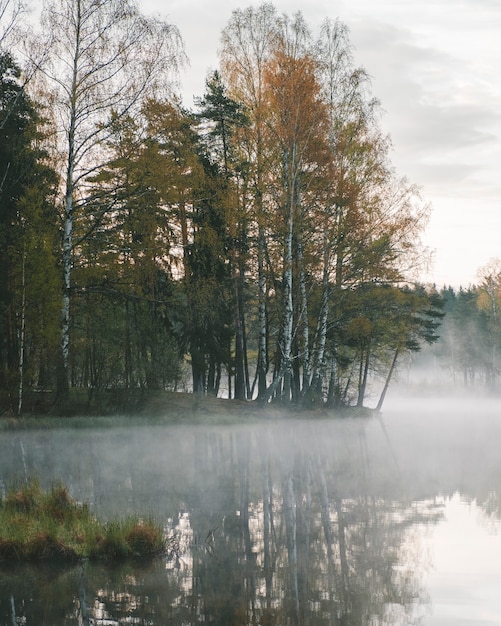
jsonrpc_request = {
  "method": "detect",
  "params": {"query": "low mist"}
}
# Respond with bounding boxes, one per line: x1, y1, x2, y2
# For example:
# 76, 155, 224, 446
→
2, 393, 501, 624
2, 393, 501, 515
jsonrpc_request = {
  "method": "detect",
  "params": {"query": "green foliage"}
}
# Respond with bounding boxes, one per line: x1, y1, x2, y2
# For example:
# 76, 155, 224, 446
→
196, 70, 248, 174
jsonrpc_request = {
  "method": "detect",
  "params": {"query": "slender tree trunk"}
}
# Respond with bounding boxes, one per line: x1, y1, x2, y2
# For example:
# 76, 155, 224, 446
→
207, 356, 216, 395
239, 263, 251, 399
280, 150, 295, 402
326, 355, 338, 407
282, 240, 293, 400
310, 279, 329, 400
297, 238, 310, 397
291, 335, 301, 401
310, 230, 330, 392
60, 194, 72, 396
60, 41, 79, 397
357, 339, 371, 407
234, 274, 246, 400
179, 200, 203, 397
375, 347, 399, 412
43, 0, 183, 399
124, 299, 132, 389
257, 225, 268, 399
191, 340, 206, 394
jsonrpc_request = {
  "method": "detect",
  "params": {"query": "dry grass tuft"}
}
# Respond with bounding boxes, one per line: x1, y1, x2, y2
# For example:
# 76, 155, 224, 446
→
0, 481, 166, 563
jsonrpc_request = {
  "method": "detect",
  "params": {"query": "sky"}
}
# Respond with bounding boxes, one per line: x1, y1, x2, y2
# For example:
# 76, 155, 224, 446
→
140, 0, 501, 289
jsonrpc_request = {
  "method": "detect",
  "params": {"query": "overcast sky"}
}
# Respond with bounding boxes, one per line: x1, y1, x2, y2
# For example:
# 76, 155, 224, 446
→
141, 0, 501, 288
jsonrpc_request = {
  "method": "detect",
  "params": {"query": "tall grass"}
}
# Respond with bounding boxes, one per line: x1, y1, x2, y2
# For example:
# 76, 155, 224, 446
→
0, 480, 166, 563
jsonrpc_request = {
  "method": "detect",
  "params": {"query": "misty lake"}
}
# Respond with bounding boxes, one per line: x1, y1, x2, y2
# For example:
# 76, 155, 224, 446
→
1, 395, 501, 625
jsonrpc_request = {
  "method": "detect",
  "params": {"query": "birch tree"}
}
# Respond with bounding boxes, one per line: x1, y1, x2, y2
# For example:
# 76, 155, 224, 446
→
37, 0, 184, 395
263, 14, 330, 401
308, 18, 364, 399
306, 18, 428, 404
220, 3, 278, 399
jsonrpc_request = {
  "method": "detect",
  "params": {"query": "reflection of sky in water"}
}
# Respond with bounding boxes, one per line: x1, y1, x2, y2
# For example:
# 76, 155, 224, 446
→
423, 493, 501, 625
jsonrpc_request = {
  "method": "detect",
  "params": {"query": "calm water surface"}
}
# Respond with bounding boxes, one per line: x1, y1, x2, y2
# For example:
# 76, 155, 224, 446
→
1, 395, 501, 625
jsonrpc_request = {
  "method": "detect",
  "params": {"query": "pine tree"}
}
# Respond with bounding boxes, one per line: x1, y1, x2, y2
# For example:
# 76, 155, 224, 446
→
0, 51, 59, 413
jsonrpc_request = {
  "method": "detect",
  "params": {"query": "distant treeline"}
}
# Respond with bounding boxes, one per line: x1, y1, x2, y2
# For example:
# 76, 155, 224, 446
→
412, 282, 501, 389
1, 2, 443, 415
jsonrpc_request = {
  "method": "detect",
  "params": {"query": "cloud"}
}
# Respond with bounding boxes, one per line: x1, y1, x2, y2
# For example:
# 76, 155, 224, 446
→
346, 15, 501, 194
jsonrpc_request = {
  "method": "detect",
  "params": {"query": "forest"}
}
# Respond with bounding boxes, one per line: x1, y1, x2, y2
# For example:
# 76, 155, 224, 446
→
411, 276, 501, 392
0, 0, 471, 417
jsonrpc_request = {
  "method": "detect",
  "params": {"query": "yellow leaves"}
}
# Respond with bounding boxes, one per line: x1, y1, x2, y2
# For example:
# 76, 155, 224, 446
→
264, 48, 329, 161
476, 259, 501, 315
477, 287, 501, 315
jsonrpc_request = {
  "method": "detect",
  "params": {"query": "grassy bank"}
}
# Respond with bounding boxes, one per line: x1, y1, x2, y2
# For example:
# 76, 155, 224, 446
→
1, 389, 344, 430
0, 481, 166, 563
0, 389, 369, 431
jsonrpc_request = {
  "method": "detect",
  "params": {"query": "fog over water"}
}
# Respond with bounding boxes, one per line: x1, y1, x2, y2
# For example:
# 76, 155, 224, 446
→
1, 394, 501, 624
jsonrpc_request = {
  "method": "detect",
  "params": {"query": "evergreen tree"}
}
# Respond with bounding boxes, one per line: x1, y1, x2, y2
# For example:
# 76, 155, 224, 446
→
195, 72, 249, 398
0, 51, 59, 413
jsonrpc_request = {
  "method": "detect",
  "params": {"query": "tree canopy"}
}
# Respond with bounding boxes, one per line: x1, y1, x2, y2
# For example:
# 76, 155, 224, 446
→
0, 2, 445, 415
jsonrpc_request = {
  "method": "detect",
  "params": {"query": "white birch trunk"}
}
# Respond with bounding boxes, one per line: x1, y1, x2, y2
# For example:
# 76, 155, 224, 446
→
297, 237, 310, 394
266, 144, 297, 402
281, 173, 294, 400
59, 2, 79, 388
310, 248, 330, 396
257, 227, 268, 398
61, 186, 73, 379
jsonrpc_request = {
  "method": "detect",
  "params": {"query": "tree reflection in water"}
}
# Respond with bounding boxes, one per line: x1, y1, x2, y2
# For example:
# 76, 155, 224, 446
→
0, 421, 443, 625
